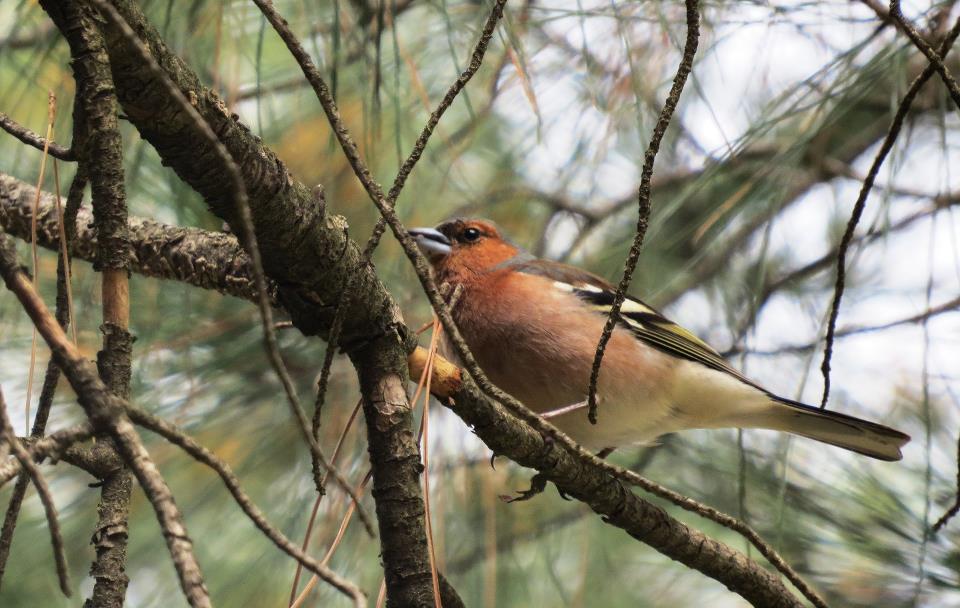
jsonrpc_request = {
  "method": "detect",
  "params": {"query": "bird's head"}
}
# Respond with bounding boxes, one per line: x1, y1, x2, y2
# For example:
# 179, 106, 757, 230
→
410, 218, 521, 280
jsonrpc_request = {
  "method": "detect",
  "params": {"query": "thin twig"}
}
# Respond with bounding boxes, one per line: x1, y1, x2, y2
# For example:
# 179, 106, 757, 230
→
886, 0, 960, 111
124, 404, 366, 606
0, 423, 95, 486
818, 11, 960, 407
0, 111, 75, 161
365, 0, 511, 253
419, 321, 444, 608
0, 388, 71, 596
290, 398, 362, 605
933, 436, 960, 532
26, 93, 59, 436
290, 471, 373, 608
586, 0, 700, 423
90, 0, 370, 535
728, 295, 960, 358
0, 232, 211, 608
0, 167, 84, 588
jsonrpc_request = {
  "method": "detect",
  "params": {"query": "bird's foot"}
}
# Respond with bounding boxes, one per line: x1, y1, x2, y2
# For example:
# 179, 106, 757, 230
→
500, 472, 548, 503
500, 472, 572, 503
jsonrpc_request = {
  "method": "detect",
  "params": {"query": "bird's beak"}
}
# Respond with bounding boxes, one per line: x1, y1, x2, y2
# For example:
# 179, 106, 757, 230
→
410, 227, 452, 260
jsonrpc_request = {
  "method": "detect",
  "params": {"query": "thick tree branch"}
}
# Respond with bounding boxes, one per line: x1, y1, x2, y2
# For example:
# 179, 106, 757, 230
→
0, 171, 267, 303
252, 0, 507, 601
94, 0, 402, 344
60, 1, 434, 602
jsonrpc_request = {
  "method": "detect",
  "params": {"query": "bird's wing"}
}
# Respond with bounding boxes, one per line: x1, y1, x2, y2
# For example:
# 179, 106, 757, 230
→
510, 258, 760, 389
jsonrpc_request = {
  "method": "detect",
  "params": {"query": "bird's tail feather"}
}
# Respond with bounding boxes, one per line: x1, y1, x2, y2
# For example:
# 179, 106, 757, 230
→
759, 396, 910, 461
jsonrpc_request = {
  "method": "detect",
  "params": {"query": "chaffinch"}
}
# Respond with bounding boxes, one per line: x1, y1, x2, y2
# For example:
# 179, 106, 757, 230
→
410, 218, 910, 461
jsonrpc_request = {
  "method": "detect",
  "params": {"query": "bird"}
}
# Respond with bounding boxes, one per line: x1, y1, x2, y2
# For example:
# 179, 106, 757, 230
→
410, 217, 910, 461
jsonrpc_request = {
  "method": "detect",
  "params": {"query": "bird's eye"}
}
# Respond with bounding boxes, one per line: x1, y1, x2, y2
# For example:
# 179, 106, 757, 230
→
461, 227, 482, 242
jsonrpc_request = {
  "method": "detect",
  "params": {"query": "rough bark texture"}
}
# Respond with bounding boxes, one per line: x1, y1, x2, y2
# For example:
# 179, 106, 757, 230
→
38, 3, 135, 606
83, 442, 130, 608
350, 336, 435, 608
0, 424, 96, 485
0, 172, 268, 303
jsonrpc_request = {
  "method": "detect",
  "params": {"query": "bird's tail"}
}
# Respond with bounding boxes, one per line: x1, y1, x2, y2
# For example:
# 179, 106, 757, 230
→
755, 396, 910, 461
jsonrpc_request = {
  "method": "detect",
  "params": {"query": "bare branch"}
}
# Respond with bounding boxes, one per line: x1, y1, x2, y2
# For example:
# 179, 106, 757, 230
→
0, 232, 211, 608
124, 403, 365, 605
0, 388, 71, 596
36, 4, 138, 603
728, 295, 960, 358
885, 1, 960, 111
0, 171, 268, 302
0, 423, 95, 486
253, 0, 507, 602
819, 11, 960, 407
0, 112, 75, 161
587, 0, 700, 423
90, 0, 371, 535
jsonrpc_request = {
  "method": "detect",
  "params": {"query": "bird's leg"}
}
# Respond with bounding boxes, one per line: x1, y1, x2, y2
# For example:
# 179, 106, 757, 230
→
500, 472, 550, 503
596, 447, 615, 459
502, 397, 607, 503
502, 449, 614, 504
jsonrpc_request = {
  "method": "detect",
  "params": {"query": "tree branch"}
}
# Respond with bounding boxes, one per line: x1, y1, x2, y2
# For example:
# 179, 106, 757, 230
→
588, 0, 700, 422
39, 3, 137, 604
819, 11, 960, 407
0, 231, 211, 608
0, 167, 84, 590
124, 403, 365, 606
0, 388, 71, 596
0, 423, 96, 486
0, 112, 75, 161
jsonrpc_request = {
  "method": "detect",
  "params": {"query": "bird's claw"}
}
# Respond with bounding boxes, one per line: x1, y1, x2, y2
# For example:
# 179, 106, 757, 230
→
499, 472, 572, 503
